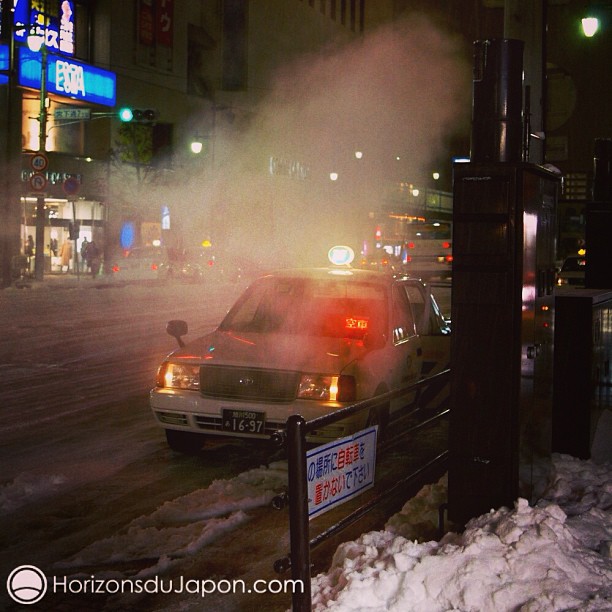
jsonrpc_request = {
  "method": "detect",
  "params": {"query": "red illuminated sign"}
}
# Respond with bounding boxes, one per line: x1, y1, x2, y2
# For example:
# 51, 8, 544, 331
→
345, 317, 369, 332
138, 0, 154, 46
156, 0, 174, 48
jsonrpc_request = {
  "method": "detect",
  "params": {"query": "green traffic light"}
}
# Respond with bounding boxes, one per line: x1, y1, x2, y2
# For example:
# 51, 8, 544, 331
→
118, 107, 134, 122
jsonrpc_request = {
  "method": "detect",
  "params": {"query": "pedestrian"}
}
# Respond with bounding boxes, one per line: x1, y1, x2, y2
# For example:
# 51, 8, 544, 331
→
25, 235, 34, 257
24, 235, 35, 277
60, 239, 72, 273
80, 237, 90, 272
87, 240, 101, 278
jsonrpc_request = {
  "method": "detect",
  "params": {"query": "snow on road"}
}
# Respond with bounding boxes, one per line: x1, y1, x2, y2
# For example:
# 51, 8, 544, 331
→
7, 281, 604, 612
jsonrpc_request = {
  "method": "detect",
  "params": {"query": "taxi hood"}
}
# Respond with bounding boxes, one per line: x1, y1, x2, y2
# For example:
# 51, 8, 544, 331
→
169, 329, 367, 373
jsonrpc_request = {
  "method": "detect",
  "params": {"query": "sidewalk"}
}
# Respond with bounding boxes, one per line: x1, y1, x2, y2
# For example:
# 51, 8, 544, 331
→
10, 271, 119, 290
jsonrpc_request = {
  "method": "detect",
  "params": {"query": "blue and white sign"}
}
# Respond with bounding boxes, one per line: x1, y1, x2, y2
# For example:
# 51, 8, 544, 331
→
18, 47, 116, 107
306, 426, 377, 519
13, 0, 75, 56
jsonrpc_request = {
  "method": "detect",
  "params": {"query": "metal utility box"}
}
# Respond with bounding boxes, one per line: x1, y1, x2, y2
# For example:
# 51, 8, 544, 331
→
553, 289, 612, 460
585, 203, 612, 289
448, 162, 559, 526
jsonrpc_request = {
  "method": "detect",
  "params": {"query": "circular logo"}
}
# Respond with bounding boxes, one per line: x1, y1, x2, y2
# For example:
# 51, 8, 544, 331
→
6, 565, 48, 605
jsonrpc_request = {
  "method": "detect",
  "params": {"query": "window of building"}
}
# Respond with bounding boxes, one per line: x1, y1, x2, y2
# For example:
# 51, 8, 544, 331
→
222, 0, 248, 91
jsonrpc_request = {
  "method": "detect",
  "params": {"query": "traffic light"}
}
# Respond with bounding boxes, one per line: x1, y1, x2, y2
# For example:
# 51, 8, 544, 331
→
118, 107, 158, 123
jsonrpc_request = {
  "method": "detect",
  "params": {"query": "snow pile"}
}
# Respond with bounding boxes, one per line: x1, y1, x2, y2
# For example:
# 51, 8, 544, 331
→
0, 473, 68, 514
55, 461, 288, 577
310, 454, 612, 611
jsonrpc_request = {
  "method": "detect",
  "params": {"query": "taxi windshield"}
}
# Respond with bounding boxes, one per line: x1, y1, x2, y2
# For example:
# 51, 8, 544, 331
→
219, 277, 387, 339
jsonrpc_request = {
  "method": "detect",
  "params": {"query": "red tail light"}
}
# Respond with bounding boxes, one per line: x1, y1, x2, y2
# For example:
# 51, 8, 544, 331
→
445, 255, 453, 263
442, 241, 451, 249
408, 242, 415, 249
151, 263, 159, 271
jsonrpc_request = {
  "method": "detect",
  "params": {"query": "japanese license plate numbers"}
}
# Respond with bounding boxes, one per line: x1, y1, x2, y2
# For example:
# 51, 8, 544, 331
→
222, 409, 265, 434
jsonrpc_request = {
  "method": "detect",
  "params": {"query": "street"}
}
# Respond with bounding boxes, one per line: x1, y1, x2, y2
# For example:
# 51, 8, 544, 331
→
0, 277, 451, 611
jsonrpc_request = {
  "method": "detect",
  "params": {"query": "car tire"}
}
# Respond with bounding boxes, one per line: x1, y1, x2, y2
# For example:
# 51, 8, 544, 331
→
165, 429, 205, 454
366, 388, 390, 443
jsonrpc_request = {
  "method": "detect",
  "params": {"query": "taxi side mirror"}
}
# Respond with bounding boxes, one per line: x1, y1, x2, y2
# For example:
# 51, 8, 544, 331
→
167, 319, 188, 347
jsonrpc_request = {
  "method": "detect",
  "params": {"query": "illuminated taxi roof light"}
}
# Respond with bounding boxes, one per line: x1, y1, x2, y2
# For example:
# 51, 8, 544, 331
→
328, 245, 355, 266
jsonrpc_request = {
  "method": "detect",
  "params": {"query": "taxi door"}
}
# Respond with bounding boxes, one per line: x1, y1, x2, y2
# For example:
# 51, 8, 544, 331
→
389, 282, 422, 390
403, 280, 451, 411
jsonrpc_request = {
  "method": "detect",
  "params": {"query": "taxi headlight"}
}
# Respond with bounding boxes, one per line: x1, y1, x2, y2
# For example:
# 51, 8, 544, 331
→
297, 374, 356, 402
156, 362, 200, 390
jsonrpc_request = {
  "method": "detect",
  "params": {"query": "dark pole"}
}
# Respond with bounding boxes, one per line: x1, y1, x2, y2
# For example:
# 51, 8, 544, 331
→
33, 36, 48, 281
286, 414, 312, 612
0, 1, 22, 287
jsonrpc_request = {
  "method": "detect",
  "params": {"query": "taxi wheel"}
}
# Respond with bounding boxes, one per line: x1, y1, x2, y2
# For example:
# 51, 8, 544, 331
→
165, 429, 205, 454
366, 403, 389, 442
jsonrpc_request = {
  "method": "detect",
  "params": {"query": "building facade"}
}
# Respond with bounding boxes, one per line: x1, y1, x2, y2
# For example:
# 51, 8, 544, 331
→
0, 0, 374, 284
1, 1, 609, 284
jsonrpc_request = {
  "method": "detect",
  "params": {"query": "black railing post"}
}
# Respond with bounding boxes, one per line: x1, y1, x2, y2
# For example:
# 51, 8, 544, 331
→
287, 414, 311, 612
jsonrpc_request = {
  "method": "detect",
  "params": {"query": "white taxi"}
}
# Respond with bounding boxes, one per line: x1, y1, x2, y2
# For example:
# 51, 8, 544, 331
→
150, 247, 450, 453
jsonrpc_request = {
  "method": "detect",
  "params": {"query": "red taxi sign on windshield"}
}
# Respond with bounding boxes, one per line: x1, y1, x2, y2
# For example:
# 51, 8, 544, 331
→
345, 316, 368, 331
328, 245, 355, 266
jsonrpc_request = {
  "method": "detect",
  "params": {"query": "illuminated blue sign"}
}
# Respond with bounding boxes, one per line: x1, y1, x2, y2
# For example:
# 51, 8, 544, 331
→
18, 47, 116, 107
13, 0, 76, 56
120, 223, 135, 250
0, 45, 8, 85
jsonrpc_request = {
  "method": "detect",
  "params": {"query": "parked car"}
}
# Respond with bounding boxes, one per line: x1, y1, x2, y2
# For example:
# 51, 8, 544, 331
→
557, 255, 586, 286
150, 247, 451, 453
112, 246, 172, 281
167, 247, 220, 281
168, 247, 263, 284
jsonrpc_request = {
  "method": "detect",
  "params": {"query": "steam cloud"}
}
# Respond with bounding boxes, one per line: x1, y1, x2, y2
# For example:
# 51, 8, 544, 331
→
186, 14, 471, 269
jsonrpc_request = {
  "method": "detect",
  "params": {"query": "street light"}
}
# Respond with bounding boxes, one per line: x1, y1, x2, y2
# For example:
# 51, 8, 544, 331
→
190, 138, 203, 154
581, 16, 600, 37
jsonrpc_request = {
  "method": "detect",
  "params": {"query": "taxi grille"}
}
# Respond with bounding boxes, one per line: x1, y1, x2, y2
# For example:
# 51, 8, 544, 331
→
199, 365, 300, 402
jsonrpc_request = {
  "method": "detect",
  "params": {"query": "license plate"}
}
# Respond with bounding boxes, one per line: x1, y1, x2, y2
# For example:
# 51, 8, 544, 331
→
222, 409, 266, 434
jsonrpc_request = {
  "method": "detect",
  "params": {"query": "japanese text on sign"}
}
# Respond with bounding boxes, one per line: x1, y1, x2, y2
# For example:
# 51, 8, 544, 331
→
306, 426, 377, 519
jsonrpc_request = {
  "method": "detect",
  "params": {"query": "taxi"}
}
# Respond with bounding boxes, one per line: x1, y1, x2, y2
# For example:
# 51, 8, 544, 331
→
150, 246, 450, 453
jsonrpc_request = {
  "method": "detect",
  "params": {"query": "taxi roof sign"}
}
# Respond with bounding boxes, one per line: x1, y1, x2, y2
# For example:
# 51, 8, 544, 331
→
328, 245, 355, 267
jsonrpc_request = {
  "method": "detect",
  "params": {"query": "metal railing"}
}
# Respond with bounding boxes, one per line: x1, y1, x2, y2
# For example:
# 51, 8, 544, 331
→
272, 368, 450, 612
